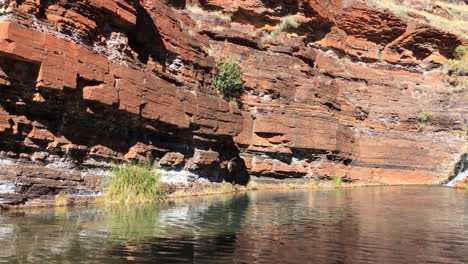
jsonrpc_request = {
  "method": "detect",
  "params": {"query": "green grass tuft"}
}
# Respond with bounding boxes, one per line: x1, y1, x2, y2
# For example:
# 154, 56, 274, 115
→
55, 192, 70, 207
331, 175, 343, 187
416, 112, 432, 131
416, 112, 432, 126
449, 45, 468, 77
214, 56, 244, 100
105, 162, 166, 205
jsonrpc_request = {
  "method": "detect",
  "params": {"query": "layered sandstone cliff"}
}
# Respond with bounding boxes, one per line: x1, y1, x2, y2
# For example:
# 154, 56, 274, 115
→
0, 0, 467, 206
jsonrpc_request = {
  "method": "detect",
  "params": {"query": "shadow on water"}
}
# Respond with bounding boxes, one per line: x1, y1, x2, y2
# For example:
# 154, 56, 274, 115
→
0, 187, 467, 263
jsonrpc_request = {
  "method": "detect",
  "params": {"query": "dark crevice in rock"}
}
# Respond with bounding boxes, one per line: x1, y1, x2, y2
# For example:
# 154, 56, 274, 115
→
321, 71, 357, 84
0, 56, 40, 88
127, 5, 167, 64
324, 102, 341, 112
200, 30, 264, 51
167, 0, 187, 9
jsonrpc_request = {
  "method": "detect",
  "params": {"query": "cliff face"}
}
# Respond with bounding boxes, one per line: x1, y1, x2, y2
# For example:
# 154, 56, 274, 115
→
0, 0, 467, 205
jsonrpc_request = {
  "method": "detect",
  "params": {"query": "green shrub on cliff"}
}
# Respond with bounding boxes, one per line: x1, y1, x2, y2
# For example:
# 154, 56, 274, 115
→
416, 112, 432, 125
416, 112, 432, 131
214, 56, 244, 100
105, 162, 166, 205
449, 45, 468, 76
271, 15, 300, 36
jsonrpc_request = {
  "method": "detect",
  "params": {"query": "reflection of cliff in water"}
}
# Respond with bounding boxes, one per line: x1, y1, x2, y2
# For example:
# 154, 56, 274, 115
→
0, 187, 467, 264
234, 188, 467, 264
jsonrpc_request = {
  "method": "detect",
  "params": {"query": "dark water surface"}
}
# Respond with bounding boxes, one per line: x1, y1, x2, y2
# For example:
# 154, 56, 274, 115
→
0, 186, 467, 263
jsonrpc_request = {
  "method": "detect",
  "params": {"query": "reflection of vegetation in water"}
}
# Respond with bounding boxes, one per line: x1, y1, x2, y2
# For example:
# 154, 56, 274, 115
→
105, 194, 250, 241
107, 205, 162, 241
2, 188, 466, 263
105, 162, 166, 205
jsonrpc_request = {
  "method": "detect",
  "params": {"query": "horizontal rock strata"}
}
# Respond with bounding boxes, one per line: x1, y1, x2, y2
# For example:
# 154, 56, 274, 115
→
0, 0, 467, 205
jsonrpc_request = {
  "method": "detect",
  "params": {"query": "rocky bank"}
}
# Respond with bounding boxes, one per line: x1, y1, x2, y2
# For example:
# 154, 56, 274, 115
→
0, 0, 467, 207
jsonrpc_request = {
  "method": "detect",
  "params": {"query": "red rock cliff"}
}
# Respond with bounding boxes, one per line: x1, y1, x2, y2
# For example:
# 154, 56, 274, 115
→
0, 0, 467, 204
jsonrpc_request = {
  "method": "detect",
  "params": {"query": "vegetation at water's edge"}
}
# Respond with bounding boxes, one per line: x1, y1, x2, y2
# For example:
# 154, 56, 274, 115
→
331, 175, 344, 187
449, 45, 468, 77
271, 15, 300, 36
456, 181, 468, 190
246, 179, 258, 190
214, 56, 244, 100
55, 192, 70, 207
105, 162, 166, 205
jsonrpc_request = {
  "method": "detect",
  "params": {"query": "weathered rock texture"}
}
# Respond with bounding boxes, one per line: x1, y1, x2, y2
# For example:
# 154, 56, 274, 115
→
0, 0, 467, 205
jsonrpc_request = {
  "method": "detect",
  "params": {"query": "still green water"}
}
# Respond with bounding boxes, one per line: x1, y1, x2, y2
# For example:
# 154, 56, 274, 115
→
0, 186, 467, 263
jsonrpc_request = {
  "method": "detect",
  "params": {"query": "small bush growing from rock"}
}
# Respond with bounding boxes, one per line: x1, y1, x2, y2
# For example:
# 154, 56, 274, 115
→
449, 45, 468, 76
416, 112, 432, 131
214, 56, 244, 100
106, 162, 166, 205
271, 15, 300, 36
416, 112, 432, 124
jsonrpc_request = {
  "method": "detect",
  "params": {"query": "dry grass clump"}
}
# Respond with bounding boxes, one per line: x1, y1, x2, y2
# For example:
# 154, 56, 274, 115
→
364, 0, 468, 39
186, 4, 232, 25
271, 15, 300, 37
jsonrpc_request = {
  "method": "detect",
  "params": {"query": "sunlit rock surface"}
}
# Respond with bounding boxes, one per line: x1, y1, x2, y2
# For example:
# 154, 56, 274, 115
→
0, 0, 467, 205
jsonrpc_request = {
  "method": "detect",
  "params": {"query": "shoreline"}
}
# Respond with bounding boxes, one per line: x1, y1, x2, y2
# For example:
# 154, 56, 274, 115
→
1, 180, 459, 211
